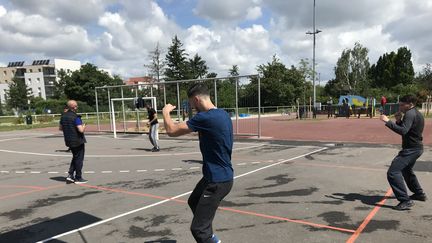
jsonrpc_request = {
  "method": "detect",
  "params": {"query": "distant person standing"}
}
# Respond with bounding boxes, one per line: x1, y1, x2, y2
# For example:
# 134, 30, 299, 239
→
59, 100, 87, 184
327, 97, 333, 118
145, 103, 160, 152
381, 96, 387, 114
380, 95, 427, 210
162, 83, 233, 243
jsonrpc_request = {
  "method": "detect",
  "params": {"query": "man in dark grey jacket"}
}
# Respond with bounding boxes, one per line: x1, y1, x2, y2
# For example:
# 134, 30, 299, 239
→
380, 95, 427, 210
60, 100, 88, 184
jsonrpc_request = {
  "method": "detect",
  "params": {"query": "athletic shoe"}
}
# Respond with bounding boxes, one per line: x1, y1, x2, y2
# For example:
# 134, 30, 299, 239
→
211, 234, 221, 243
151, 147, 160, 152
410, 193, 427, 201
74, 178, 88, 184
66, 175, 75, 183
393, 200, 414, 211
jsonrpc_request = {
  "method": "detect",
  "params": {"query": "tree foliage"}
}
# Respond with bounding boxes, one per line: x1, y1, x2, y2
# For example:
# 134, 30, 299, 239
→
6, 77, 32, 112
145, 42, 166, 82
64, 63, 123, 106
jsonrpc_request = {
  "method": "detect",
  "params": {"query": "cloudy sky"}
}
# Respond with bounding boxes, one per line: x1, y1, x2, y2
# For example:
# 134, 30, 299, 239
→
0, 0, 431, 83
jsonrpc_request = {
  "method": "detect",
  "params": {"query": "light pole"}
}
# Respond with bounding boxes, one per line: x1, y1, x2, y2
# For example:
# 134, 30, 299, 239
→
306, 0, 321, 110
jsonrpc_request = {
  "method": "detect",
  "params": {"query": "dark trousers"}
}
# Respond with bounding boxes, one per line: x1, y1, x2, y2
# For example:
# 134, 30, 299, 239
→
188, 178, 233, 243
387, 148, 424, 202
69, 144, 85, 179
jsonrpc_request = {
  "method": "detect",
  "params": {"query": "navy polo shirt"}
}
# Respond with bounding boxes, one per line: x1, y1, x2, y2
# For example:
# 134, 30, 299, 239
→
187, 108, 234, 183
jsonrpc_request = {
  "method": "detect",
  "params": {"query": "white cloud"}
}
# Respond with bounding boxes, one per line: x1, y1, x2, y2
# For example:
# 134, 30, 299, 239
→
246, 6, 262, 21
0, 5, 6, 17
0, 0, 431, 82
194, 0, 261, 23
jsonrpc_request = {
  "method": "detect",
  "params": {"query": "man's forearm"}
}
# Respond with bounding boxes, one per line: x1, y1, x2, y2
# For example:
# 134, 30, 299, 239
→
163, 112, 174, 134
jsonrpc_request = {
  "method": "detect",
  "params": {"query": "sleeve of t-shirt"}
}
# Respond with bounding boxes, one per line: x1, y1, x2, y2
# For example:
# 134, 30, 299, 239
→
186, 112, 207, 132
75, 117, 83, 126
385, 111, 414, 136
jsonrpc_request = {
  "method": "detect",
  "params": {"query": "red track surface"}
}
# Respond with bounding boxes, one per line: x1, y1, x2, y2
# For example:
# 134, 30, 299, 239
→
37, 115, 431, 145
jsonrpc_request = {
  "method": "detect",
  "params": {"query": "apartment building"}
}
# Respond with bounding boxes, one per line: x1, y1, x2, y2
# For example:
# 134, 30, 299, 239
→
0, 59, 81, 103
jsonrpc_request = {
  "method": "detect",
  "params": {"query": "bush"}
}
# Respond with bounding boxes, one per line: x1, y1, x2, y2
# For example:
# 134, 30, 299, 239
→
38, 114, 55, 123
13, 116, 24, 125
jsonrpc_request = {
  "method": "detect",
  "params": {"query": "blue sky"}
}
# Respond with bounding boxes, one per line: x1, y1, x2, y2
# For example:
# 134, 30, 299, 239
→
0, 0, 431, 82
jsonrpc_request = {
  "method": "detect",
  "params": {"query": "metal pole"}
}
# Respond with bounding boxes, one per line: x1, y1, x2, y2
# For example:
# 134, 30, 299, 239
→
176, 82, 180, 121
95, 89, 100, 131
214, 79, 218, 107
312, 0, 316, 110
235, 78, 239, 134
121, 87, 126, 133
107, 89, 112, 132
163, 83, 167, 105
111, 99, 117, 138
135, 88, 140, 131
258, 76, 261, 138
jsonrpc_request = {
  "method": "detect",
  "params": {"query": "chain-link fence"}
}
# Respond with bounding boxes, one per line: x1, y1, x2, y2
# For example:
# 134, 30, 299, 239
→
95, 75, 261, 138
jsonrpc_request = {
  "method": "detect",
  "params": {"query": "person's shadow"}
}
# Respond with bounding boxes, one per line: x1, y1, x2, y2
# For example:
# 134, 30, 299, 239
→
326, 192, 395, 209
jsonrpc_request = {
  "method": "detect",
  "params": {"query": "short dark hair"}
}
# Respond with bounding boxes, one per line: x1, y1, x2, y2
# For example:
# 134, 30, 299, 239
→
187, 83, 209, 98
399, 95, 417, 105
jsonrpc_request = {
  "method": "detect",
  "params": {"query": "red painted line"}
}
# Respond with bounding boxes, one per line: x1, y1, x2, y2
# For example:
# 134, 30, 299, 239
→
77, 184, 168, 200
0, 184, 65, 200
219, 207, 356, 233
78, 183, 355, 234
346, 188, 393, 243
293, 162, 386, 172
0, 185, 46, 190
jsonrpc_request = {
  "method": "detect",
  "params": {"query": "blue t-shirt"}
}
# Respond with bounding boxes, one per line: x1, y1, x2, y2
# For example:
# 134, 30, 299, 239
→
187, 108, 233, 183
75, 116, 83, 126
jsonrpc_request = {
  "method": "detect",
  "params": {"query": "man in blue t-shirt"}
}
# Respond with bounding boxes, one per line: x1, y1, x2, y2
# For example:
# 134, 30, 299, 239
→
162, 84, 233, 243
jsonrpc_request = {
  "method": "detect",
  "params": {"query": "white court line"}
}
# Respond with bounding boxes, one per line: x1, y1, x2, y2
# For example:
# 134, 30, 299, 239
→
119, 170, 130, 173
15, 171, 25, 174
84, 171, 95, 174
101, 171, 112, 173
136, 170, 147, 172
172, 168, 183, 171
0, 144, 264, 158
236, 163, 247, 166
0, 171, 9, 173
154, 169, 165, 172
37, 146, 327, 243
189, 167, 200, 170
30, 171, 41, 174
251, 162, 261, 164
48, 171, 59, 174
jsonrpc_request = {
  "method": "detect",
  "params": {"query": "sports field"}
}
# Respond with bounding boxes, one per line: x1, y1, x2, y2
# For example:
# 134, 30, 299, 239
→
0, 117, 431, 242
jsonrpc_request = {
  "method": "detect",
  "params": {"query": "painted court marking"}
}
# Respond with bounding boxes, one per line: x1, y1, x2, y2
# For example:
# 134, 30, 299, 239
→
346, 188, 393, 243
36, 147, 328, 242
0, 144, 265, 158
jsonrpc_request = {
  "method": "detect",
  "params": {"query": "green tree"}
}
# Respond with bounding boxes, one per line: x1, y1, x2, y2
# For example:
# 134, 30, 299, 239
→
145, 42, 166, 82
164, 35, 189, 81
369, 47, 414, 89
332, 42, 370, 95
64, 63, 123, 107
254, 55, 306, 106
53, 69, 69, 99
188, 53, 208, 79
6, 77, 32, 112
416, 63, 432, 94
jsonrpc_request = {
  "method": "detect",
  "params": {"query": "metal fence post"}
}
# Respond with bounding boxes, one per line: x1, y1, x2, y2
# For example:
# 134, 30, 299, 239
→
258, 76, 261, 138
121, 87, 126, 133
177, 82, 181, 121
95, 89, 100, 131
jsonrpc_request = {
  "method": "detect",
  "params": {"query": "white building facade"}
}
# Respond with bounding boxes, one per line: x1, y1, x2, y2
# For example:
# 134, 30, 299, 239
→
0, 59, 81, 104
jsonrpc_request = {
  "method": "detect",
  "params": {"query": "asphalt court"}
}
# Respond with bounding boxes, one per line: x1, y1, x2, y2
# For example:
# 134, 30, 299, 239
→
0, 131, 431, 243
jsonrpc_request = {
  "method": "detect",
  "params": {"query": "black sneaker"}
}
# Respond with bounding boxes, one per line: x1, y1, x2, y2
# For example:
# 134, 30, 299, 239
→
393, 200, 414, 211
74, 178, 88, 184
410, 193, 427, 201
66, 175, 75, 184
151, 147, 160, 152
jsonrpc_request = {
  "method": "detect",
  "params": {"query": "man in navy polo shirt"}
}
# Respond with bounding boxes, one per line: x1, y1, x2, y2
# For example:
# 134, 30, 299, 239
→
162, 84, 233, 243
